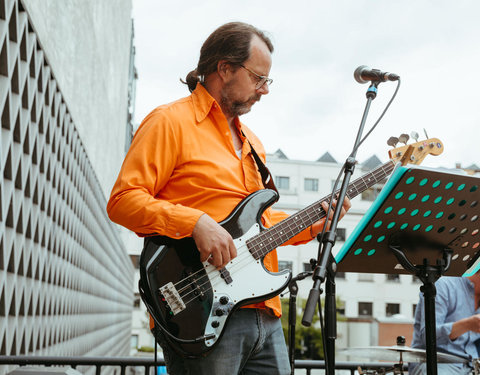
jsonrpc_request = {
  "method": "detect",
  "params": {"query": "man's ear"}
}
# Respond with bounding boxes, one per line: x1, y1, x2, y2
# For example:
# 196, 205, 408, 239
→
217, 60, 232, 80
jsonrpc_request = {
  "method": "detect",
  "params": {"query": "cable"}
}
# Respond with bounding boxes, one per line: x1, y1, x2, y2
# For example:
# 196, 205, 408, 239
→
351, 79, 402, 156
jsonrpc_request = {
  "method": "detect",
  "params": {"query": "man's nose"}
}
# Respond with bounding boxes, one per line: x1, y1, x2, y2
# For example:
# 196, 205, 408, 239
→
257, 83, 269, 95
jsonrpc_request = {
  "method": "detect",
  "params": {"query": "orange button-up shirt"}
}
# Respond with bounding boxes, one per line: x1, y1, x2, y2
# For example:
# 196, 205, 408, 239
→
107, 84, 312, 317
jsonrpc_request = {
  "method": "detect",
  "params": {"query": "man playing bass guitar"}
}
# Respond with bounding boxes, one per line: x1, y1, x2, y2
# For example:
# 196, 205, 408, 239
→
107, 22, 350, 375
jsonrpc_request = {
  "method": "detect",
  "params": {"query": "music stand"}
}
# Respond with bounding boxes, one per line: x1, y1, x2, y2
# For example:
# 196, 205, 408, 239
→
335, 164, 480, 375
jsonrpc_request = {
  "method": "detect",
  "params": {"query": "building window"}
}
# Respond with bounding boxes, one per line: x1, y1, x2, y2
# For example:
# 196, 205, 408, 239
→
278, 260, 293, 272
361, 186, 383, 201
386, 274, 400, 282
131, 334, 139, 348
412, 275, 421, 283
412, 304, 417, 317
358, 273, 374, 282
386, 303, 400, 317
304, 178, 318, 192
303, 262, 312, 272
275, 176, 290, 190
336, 228, 346, 242
358, 302, 373, 317
337, 300, 346, 316
336, 272, 346, 279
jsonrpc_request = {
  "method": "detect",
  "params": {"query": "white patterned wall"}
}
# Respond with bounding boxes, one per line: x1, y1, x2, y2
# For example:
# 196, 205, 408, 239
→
0, 0, 134, 370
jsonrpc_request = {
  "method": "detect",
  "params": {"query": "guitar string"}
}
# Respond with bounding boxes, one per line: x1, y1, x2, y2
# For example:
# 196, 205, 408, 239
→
173, 163, 395, 307
173, 161, 392, 295
170, 163, 395, 306
174, 193, 332, 297
177, 206, 326, 303
170, 204, 325, 295
175, 162, 395, 307
175, 206, 321, 298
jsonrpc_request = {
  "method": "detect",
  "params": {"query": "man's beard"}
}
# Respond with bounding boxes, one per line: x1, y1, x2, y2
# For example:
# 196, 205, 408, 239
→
220, 82, 260, 118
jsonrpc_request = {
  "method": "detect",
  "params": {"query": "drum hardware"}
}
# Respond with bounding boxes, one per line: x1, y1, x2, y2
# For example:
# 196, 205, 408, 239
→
357, 366, 381, 375
472, 358, 480, 375
340, 345, 469, 364
341, 336, 468, 375
357, 365, 404, 375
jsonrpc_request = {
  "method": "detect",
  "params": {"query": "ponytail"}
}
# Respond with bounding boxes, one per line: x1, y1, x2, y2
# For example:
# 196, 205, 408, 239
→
181, 69, 201, 93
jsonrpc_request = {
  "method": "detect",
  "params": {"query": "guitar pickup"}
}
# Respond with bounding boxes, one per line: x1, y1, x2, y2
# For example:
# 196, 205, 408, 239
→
159, 282, 186, 315
219, 267, 233, 284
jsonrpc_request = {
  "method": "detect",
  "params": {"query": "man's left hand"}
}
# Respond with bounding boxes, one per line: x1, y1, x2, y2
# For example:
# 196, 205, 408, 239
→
310, 197, 352, 238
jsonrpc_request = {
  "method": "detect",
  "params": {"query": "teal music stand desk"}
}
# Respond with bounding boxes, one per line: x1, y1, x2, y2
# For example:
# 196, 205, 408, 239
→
335, 165, 480, 375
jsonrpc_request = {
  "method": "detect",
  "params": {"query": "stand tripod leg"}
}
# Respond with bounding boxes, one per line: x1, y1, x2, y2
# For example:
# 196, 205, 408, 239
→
288, 283, 298, 375
325, 269, 336, 375
421, 281, 438, 375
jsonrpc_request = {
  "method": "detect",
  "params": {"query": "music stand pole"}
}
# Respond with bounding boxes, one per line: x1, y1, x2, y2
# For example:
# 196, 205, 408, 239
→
422, 280, 438, 375
389, 244, 453, 375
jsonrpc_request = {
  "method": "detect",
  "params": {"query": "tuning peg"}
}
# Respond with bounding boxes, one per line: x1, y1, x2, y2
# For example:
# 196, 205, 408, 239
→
387, 136, 399, 147
410, 131, 419, 142
398, 133, 410, 144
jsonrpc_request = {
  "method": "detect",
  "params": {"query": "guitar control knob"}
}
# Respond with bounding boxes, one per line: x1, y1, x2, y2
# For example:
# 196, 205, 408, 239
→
215, 308, 224, 316
211, 321, 220, 328
219, 296, 229, 305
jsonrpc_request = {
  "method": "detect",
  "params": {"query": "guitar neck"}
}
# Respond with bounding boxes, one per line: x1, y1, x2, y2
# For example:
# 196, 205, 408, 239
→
247, 159, 396, 259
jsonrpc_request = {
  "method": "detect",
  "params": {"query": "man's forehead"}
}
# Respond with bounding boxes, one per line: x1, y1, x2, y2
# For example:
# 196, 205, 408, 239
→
246, 36, 272, 71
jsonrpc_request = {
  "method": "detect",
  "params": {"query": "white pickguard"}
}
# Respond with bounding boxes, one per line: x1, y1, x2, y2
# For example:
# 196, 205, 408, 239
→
201, 223, 290, 346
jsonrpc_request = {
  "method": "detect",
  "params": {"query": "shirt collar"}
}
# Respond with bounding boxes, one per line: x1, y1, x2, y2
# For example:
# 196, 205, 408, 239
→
191, 83, 217, 123
190, 83, 246, 136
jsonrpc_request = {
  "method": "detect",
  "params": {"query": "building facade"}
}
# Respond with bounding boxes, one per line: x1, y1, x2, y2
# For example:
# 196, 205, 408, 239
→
0, 0, 135, 372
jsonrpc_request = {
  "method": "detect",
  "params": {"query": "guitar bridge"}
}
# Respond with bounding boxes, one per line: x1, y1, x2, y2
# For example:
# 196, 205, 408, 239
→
159, 282, 186, 315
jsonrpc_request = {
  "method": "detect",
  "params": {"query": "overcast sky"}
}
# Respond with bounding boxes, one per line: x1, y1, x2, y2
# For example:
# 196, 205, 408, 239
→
131, 0, 479, 170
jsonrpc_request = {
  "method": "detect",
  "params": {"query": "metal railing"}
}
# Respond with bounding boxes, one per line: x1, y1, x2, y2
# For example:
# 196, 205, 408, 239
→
0, 356, 407, 375
295, 360, 407, 374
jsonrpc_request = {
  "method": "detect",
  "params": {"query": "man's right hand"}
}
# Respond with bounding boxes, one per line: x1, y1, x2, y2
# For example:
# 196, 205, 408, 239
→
192, 214, 237, 269
450, 314, 480, 340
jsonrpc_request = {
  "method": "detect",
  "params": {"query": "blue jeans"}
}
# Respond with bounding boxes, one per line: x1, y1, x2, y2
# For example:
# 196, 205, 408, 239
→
157, 308, 290, 375
409, 363, 472, 374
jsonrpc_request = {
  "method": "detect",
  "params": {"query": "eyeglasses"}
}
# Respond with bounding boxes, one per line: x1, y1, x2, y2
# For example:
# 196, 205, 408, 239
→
238, 64, 273, 90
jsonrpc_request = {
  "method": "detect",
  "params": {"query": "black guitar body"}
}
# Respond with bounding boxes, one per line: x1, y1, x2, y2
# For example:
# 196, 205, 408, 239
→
138, 189, 287, 357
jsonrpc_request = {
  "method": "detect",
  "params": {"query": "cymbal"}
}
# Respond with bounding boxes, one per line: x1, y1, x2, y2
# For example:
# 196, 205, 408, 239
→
339, 346, 469, 363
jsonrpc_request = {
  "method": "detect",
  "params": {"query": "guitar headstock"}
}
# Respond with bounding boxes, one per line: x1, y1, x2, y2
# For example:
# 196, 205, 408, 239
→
388, 137, 444, 166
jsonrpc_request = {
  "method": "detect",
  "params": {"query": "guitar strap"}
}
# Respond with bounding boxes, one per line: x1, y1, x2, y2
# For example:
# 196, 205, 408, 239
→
246, 139, 279, 196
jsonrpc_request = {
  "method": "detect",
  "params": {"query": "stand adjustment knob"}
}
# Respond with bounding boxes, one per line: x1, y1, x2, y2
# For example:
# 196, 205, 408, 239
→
211, 321, 220, 328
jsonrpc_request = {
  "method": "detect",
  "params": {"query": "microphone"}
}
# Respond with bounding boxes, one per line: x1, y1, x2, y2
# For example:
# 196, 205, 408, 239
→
354, 65, 400, 84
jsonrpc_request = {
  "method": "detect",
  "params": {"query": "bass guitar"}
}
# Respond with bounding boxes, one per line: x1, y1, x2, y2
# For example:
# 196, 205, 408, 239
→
139, 137, 443, 356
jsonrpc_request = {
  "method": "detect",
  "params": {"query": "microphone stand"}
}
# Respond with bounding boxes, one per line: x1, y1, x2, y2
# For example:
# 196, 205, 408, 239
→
302, 81, 380, 375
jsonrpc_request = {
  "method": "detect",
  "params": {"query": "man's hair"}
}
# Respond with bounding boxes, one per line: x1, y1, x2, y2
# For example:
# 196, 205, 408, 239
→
183, 22, 274, 92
